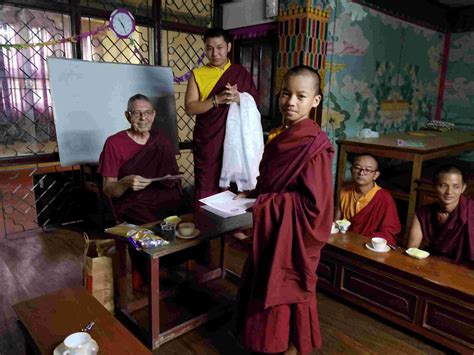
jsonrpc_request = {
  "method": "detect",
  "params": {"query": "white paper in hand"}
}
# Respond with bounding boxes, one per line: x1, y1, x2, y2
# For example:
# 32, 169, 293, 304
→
199, 191, 255, 218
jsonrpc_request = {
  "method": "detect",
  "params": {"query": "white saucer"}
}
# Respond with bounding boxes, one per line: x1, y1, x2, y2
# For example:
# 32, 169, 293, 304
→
53, 342, 66, 355
176, 228, 200, 239
53, 338, 98, 354
365, 243, 390, 253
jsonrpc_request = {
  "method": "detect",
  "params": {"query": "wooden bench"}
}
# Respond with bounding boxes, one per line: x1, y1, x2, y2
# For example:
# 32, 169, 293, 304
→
317, 232, 474, 354
13, 286, 151, 354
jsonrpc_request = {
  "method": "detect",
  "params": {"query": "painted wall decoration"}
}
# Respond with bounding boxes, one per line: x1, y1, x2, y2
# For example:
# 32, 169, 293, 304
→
443, 32, 474, 131
223, 0, 473, 154
277, 0, 331, 91
322, 0, 443, 142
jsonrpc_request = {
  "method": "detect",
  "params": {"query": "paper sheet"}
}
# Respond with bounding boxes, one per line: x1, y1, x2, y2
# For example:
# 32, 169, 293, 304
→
199, 190, 255, 218
149, 174, 184, 182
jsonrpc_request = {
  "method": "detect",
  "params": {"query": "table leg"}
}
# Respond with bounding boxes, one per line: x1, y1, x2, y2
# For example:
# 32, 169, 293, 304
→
220, 234, 227, 279
17, 320, 36, 355
148, 256, 160, 349
116, 240, 128, 310
406, 154, 423, 238
336, 145, 348, 203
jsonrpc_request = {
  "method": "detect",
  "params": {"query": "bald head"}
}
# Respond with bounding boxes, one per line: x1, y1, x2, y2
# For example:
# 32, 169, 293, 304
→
282, 65, 321, 95
353, 154, 379, 171
433, 164, 464, 185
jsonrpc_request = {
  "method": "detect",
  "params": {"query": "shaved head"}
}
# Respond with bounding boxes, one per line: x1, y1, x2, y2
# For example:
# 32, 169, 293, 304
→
433, 164, 465, 184
282, 65, 321, 95
353, 154, 379, 171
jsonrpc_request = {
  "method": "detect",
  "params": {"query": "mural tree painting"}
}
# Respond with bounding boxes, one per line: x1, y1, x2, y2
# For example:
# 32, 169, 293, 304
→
322, 0, 441, 139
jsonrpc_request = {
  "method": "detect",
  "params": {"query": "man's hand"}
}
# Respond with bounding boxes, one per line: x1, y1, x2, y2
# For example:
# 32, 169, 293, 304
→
217, 83, 240, 105
234, 191, 250, 199
234, 190, 257, 200
103, 175, 151, 198
121, 175, 151, 191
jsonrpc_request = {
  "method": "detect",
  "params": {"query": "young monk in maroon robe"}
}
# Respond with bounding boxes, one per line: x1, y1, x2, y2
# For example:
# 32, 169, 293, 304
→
334, 154, 401, 246
408, 165, 474, 267
185, 27, 258, 208
235, 66, 334, 355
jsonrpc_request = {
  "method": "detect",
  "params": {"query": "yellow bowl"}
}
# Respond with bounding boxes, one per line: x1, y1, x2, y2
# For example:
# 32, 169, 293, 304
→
164, 215, 182, 224
406, 248, 430, 259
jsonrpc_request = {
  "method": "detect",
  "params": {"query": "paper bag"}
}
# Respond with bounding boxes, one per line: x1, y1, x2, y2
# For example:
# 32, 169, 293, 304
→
83, 233, 115, 313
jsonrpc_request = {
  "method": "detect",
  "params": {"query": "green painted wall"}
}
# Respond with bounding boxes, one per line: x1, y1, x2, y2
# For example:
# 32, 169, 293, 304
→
442, 32, 474, 130
321, 0, 444, 143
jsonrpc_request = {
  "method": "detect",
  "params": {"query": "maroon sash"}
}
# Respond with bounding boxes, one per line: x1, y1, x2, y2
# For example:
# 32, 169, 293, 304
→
250, 119, 334, 307
348, 188, 401, 245
236, 120, 334, 353
114, 130, 182, 224
192, 64, 258, 207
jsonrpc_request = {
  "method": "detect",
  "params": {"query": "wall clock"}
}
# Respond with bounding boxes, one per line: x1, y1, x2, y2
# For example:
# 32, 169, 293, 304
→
109, 8, 136, 39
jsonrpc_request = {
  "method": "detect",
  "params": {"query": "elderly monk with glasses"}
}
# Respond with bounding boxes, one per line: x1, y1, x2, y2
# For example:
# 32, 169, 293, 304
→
98, 93, 183, 290
334, 154, 401, 246
98, 93, 182, 224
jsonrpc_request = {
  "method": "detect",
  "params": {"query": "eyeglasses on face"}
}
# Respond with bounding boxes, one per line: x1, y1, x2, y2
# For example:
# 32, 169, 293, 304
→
351, 166, 376, 174
128, 110, 154, 118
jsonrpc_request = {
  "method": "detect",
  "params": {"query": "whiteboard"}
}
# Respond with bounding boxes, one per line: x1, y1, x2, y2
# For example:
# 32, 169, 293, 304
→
47, 58, 178, 166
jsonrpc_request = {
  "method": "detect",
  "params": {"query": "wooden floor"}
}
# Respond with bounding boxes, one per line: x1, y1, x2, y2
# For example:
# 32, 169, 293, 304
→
0, 226, 447, 355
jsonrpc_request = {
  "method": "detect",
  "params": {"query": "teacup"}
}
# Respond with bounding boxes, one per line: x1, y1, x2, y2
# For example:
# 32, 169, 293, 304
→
371, 237, 387, 251
338, 224, 348, 233
63, 332, 98, 355
335, 220, 351, 234
178, 222, 195, 237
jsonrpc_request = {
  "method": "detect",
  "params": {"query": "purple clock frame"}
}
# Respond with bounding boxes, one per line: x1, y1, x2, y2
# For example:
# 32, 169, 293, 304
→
109, 8, 136, 39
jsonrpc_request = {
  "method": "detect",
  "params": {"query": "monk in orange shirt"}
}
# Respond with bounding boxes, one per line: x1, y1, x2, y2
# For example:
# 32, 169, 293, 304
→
335, 154, 401, 245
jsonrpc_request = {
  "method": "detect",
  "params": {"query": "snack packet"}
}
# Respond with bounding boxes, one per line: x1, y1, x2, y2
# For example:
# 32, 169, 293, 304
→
105, 223, 168, 249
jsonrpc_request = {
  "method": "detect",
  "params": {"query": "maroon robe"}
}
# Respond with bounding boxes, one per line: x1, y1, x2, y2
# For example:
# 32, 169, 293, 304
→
237, 120, 334, 354
192, 64, 258, 208
417, 195, 474, 266
347, 188, 401, 245
100, 129, 182, 224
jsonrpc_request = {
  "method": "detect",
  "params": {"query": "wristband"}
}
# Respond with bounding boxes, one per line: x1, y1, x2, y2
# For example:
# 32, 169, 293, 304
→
212, 95, 218, 107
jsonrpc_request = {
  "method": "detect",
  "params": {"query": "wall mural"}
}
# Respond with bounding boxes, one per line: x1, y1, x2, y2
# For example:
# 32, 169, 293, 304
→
443, 32, 474, 130
322, 0, 442, 141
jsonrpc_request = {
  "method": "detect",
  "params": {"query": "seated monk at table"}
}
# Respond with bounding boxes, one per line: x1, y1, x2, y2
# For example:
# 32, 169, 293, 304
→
98, 93, 182, 290
334, 154, 401, 245
98, 93, 182, 224
407, 165, 473, 266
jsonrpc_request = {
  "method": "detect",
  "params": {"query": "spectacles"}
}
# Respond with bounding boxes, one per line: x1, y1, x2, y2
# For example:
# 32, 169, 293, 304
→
128, 110, 154, 118
351, 166, 376, 174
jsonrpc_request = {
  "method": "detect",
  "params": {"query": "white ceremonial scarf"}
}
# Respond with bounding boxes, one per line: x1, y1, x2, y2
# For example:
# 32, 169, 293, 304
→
219, 92, 264, 191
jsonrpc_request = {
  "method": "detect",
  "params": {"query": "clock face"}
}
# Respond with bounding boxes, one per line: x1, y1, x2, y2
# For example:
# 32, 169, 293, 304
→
110, 8, 136, 39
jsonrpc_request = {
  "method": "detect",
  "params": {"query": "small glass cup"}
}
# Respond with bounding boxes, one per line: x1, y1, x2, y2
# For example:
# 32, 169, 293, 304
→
160, 221, 176, 242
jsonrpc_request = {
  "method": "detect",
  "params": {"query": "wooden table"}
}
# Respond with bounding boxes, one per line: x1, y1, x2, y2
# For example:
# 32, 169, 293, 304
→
110, 209, 253, 350
317, 231, 474, 353
13, 286, 151, 354
335, 130, 474, 232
